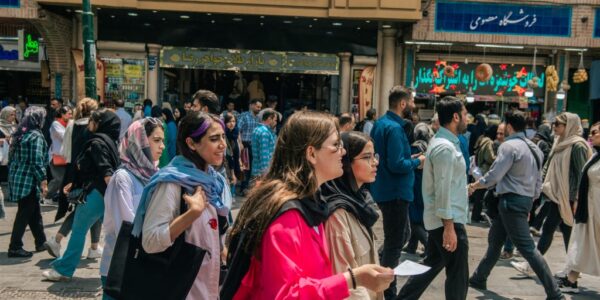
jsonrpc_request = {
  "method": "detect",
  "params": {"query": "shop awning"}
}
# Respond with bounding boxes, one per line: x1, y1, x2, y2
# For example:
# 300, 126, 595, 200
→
160, 46, 339, 75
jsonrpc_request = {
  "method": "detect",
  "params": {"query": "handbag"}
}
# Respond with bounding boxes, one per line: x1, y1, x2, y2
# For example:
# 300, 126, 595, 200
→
52, 154, 67, 166
104, 191, 207, 300
67, 184, 89, 205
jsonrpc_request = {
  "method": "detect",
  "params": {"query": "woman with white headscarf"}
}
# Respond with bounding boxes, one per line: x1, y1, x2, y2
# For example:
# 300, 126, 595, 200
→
0, 106, 17, 218
512, 112, 593, 276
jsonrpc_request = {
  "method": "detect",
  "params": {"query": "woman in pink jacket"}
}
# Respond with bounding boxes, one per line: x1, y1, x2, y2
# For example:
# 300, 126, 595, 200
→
230, 111, 393, 300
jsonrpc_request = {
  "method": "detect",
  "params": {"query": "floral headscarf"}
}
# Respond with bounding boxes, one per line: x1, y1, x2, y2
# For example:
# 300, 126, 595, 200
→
119, 118, 162, 184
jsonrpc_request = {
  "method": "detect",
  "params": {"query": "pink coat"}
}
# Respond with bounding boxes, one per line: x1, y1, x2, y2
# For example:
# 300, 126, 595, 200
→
233, 210, 350, 300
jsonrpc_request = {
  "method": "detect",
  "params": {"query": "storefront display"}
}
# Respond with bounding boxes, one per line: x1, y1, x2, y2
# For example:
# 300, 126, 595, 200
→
103, 58, 146, 108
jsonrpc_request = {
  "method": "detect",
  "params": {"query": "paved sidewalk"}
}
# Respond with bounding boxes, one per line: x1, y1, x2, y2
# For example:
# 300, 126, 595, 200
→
1, 199, 599, 299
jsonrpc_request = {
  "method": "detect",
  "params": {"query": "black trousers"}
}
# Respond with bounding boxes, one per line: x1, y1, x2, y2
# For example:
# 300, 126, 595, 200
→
537, 201, 571, 255
378, 200, 410, 300
470, 189, 486, 222
240, 141, 253, 192
470, 194, 562, 300
530, 199, 551, 230
397, 224, 469, 300
405, 221, 428, 254
9, 188, 47, 251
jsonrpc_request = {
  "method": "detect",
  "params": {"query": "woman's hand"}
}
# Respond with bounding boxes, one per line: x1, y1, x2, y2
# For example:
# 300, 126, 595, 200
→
63, 183, 73, 194
40, 180, 48, 198
347, 264, 394, 293
183, 186, 208, 215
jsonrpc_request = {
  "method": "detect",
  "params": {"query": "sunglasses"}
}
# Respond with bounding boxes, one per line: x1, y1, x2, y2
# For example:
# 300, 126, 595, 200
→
553, 121, 565, 127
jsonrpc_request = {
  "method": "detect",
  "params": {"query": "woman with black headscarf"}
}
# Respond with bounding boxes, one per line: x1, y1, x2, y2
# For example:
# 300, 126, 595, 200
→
322, 131, 382, 300
162, 108, 177, 160
468, 114, 487, 156
43, 109, 120, 281
7, 106, 48, 258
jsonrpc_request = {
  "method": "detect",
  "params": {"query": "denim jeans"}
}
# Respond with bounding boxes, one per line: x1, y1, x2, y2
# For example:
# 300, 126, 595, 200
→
51, 189, 104, 277
470, 193, 563, 300
377, 200, 410, 299
58, 209, 102, 244
398, 224, 469, 300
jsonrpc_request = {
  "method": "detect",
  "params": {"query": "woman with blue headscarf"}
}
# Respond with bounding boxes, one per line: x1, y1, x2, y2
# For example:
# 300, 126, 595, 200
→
7, 106, 49, 258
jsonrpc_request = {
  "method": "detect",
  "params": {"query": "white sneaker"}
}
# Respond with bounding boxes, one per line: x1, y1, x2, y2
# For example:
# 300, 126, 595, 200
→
42, 269, 71, 282
44, 238, 61, 258
87, 247, 103, 259
511, 261, 534, 277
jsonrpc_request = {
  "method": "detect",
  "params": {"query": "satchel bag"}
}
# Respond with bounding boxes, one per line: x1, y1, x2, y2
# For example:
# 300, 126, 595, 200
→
67, 183, 89, 205
104, 191, 207, 300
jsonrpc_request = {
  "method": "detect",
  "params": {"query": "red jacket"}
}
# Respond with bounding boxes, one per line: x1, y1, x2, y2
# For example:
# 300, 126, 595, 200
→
234, 210, 350, 300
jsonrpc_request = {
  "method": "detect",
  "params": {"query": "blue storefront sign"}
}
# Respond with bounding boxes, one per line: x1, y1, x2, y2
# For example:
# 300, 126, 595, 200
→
435, 0, 572, 37
595, 8, 600, 38
0, 0, 19, 8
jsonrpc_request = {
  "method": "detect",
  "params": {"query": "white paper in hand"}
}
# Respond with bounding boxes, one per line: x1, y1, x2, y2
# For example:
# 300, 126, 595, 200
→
393, 260, 431, 276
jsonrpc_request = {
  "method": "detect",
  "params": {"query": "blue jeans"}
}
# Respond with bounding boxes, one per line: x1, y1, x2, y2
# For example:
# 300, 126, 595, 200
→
471, 193, 562, 300
51, 189, 104, 277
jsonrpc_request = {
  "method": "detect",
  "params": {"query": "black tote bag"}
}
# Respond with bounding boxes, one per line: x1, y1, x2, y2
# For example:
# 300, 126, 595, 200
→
105, 194, 207, 300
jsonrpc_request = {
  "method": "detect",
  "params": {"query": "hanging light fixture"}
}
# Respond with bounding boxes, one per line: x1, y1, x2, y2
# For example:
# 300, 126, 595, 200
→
410, 81, 416, 98
556, 87, 566, 100
466, 86, 475, 103
525, 47, 537, 98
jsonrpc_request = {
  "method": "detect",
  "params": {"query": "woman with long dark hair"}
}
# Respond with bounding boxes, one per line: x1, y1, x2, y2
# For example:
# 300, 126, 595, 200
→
7, 107, 48, 257
135, 112, 231, 299
44, 109, 121, 281
162, 108, 178, 161
47, 105, 73, 201
229, 111, 393, 299
322, 131, 382, 300
223, 112, 242, 196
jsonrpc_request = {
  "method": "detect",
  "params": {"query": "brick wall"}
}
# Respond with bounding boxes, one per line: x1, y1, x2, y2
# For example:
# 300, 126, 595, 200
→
0, 0, 38, 19
412, 0, 600, 49
31, 10, 73, 100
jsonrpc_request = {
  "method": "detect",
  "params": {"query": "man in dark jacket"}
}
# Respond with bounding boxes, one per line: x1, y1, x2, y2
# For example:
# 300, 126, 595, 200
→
370, 86, 425, 299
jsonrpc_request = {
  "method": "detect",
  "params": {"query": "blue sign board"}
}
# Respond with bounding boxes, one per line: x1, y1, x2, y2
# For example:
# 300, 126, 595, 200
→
0, 0, 19, 8
595, 8, 600, 38
435, 0, 571, 37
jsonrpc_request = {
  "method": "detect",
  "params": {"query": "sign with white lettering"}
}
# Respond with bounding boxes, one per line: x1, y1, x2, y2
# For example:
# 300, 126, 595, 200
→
0, 0, 19, 8
435, 0, 571, 37
595, 8, 600, 38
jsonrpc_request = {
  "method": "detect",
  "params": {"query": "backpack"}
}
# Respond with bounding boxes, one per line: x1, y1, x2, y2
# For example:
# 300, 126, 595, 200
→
220, 199, 304, 300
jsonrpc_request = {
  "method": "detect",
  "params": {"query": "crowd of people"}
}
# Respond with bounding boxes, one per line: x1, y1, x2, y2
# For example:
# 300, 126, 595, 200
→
0, 84, 598, 300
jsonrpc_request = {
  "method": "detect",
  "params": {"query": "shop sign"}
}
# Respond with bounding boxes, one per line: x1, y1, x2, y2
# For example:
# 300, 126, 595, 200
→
414, 60, 545, 97
148, 55, 157, 71
105, 63, 123, 77
0, 0, 19, 8
160, 47, 339, 75
22, 33, 39, 61
435, 0, 571, 37
595, 8, 600, 38
123, 64, 143, 79
0, 44, 18, 60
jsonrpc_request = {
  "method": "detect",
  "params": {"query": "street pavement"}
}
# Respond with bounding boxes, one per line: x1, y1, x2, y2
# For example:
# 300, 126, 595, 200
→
1, 198, 599, 300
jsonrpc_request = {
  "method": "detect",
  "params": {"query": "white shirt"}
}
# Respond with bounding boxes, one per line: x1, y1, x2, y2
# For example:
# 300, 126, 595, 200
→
115, 108, 133, 141
100, 169, 144, 276
49, 120, 66, 157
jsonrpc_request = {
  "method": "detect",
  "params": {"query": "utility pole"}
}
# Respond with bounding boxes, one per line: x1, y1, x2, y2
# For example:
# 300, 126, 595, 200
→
82, 0, 96, 99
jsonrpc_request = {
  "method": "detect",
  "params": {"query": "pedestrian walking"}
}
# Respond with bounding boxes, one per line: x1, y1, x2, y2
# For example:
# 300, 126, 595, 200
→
227, 111, 394, 300
470, 124, 497, 223
511, 112, 593, 276
468, 110, 564, 300
250, 108, 277, 179
223, 112, 242, 197
556, 122, 600, 293
45, 98, 101, 259
190, 89, 221, 114
322, 131, 382, 300
114, 99, 132, 141
100, 118, 164, 296
7, 106, 49, 258
162, 108, 178, 161
135, 112, 231, 299
47, 105, 72, 202
237, 99, 262, 195
397, 96, 469, 300
0, 106, 17, 215
43, 109, 121, 281
369, 86, 424, 299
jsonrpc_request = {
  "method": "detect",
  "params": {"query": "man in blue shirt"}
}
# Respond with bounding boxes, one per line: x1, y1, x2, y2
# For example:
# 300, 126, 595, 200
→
398, 96, 470, 300
370, 86, 425, 299
251, 109, 277, 178
468, 111, 564, 300
238, 99, 263, 194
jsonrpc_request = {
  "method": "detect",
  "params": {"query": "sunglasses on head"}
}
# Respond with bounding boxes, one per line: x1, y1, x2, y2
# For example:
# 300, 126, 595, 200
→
553, 121, 565, 127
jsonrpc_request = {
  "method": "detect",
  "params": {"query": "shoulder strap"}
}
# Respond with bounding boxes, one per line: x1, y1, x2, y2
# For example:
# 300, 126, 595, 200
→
518, 137, 541, 170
